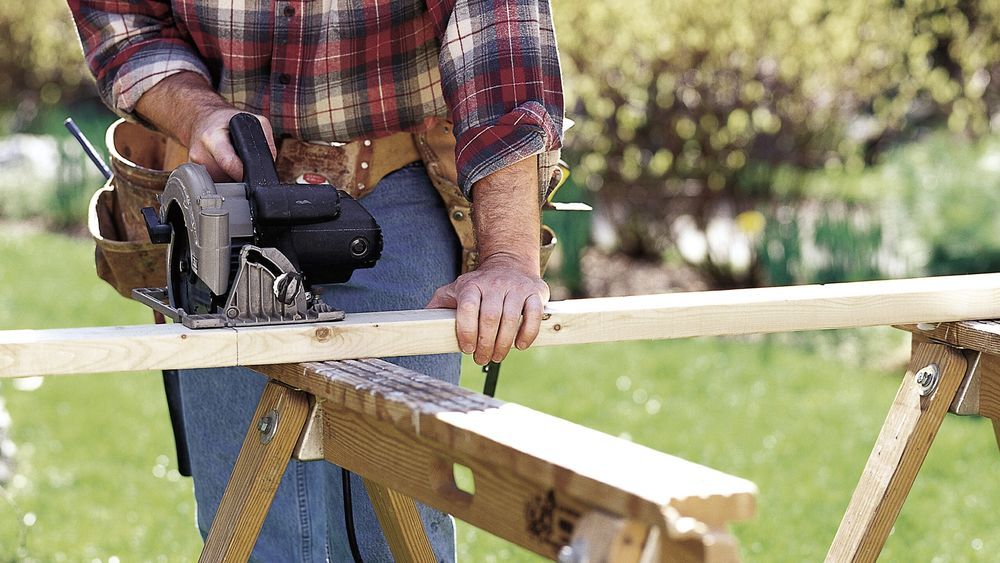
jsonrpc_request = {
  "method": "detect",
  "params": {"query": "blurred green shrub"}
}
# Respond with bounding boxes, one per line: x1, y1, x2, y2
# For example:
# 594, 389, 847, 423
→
555, 0, 1000, 285
0, 1, 90, 123
755, 131, 1000, 284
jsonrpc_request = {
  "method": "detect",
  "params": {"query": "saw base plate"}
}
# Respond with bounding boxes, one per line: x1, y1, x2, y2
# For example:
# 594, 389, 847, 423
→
133, 287, 345, 329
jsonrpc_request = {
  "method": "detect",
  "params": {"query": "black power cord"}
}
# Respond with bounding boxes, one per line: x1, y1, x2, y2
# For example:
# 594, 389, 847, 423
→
342, 468, 365, 563
483, 361, 501, 397
340, 361, 502, 563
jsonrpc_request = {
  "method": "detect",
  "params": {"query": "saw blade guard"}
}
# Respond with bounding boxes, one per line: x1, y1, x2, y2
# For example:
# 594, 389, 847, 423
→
159, 164, 253, 297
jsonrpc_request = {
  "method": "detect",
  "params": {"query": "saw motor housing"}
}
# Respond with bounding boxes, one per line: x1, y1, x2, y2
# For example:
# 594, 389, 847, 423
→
133, 113, 383, 328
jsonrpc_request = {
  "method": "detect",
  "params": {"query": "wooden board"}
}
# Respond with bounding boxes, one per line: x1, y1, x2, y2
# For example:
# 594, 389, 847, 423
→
7, 273, 1000, 377
199, 381, 311, 562
253, 359, 758, 559
363, 478, 438, 562
827, 341, 969, 562
0, 323, 236, 378
900, 320, 1000, 355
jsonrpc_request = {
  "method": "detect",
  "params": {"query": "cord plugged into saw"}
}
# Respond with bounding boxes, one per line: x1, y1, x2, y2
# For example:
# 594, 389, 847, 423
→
133, 113, 384, 329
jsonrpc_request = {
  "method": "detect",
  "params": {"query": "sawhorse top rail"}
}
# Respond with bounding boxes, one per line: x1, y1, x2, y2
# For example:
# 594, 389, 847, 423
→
199, 358, 758, 562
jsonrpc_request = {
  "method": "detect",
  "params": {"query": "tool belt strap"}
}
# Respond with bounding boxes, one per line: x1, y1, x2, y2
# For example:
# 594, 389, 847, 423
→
415, 119, 556, 274
274, 131, 421, 199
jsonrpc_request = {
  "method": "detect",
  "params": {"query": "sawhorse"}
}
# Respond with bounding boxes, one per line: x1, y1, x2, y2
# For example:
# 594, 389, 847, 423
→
828, 320, 1000, 561
197, 359, 758, 562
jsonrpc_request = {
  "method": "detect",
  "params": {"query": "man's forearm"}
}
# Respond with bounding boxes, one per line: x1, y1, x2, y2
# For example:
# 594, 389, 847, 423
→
134, 71, 230, 147
427, 155, 549, 364
471, 156, 542, 274
134, 71, 274, 181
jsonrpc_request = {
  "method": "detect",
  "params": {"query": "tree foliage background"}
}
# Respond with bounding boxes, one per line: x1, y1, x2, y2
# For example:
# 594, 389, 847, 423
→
2, 0, 1000, 287
0, 2, 91, 129
554, 0, 1000, 286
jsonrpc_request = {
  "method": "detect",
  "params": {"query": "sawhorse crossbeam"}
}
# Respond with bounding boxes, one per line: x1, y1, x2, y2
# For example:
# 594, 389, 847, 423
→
828, 321, 1000, 561
199, 359, 758, 562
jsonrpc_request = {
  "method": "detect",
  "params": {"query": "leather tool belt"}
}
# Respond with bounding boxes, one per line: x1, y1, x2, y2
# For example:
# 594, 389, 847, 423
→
90, 118, 556, 298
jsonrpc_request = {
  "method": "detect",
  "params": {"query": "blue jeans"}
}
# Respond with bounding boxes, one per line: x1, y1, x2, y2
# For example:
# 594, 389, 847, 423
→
179, 163, 461, 562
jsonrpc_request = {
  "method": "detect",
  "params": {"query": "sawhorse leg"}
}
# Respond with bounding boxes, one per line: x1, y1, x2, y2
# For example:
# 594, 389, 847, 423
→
827, 340, 971, 562
198, 380, 438, 562
365, 478, 437, 562
966, 353, 1000, 452
199, 381, 311, 562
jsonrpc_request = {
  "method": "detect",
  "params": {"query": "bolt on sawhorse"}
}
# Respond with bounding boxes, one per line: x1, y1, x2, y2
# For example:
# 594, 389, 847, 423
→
827, 320, 1000, 562
6, 273, 1000, 560
198, 358, 756, 562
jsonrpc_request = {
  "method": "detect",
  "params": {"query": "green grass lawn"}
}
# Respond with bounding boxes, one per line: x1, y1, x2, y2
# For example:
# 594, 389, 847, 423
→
1, 226, 998, 561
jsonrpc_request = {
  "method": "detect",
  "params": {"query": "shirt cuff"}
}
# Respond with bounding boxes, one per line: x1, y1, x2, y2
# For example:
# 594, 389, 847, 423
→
455, 101, 563, 202
100, 38, 212, 118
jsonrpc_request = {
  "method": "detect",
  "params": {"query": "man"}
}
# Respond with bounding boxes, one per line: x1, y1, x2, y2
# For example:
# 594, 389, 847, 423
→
69, 0, 563, 560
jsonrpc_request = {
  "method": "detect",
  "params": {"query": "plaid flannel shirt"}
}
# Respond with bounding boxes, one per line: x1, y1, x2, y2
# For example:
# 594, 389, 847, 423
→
68, 0, 563, 198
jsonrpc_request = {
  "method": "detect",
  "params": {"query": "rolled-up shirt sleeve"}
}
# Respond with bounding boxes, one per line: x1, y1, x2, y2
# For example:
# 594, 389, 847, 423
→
68, 0, 211, 118
432, 0, 564, 201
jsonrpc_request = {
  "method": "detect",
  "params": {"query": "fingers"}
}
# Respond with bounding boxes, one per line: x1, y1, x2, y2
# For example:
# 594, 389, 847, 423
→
255, 115, 278, 159
432, 269, 549, 363
487, 292, 524, 362
516, 293, 545, 350
188, 111, 275, 181
474, 290, 505, 365
189, 121, 240, 181
208, 132, 244, 181
455, 285, 482, 355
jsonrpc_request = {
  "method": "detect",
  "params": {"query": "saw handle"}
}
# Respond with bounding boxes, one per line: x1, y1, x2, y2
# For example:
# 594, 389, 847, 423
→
228, 113, 280, 187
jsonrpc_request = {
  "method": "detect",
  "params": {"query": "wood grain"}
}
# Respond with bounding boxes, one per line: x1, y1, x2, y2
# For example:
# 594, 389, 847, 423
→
238, 273, 1000, 366
0, 323, 236, 377
826, 341, 969, 562
979, 358, 1000, 422
899, 320, 1000, 355
254, 359, 757, 560
567, 510, 651, 563
199, 381, 310, 563
8, 273, 1000, 377
363, 478, 437, 562
901, 322, 1000, 450
975, 356, 1000, 451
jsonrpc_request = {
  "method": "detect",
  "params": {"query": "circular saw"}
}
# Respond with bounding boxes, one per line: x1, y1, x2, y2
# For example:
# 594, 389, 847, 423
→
133, 113, 383, 329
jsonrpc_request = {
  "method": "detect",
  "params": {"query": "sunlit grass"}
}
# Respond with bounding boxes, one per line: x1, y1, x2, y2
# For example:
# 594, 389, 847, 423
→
1, 227, 998, 561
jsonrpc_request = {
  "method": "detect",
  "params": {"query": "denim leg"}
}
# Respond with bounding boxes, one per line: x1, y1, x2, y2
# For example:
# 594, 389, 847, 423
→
179, 163, 460, 562
316, 164, 460, 562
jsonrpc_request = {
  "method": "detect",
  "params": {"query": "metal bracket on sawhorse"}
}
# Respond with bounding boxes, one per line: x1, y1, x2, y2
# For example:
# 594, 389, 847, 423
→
196, 359, 757, 562
827, 322, 1000, 562
199, 381, 312, 562
196, 381, 440, 563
